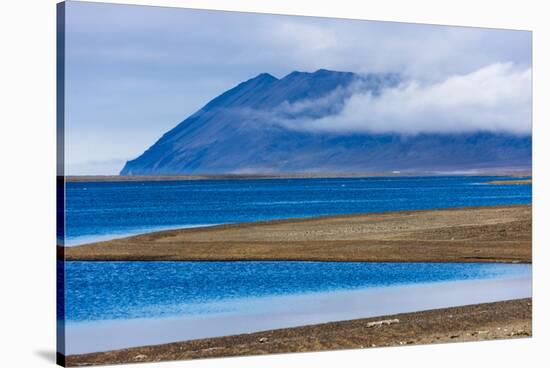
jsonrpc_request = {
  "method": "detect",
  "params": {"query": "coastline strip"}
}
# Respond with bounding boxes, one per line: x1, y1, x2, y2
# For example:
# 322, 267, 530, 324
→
64, 205, 532, 263
64, 172, 532, 182
65, 298, 532, 366
486, 179, 532, 185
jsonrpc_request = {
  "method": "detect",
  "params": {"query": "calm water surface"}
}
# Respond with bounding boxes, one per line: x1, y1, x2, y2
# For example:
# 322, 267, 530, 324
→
63, 261, 531, 323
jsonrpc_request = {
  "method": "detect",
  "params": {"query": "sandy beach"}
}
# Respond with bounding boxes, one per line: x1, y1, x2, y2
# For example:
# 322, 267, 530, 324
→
65, 298, 532, 366
64, 205, 532, 263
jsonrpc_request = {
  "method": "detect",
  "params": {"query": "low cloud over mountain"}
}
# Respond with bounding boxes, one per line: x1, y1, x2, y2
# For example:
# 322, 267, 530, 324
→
120, 68, 531, 175
276, 63, 531, 135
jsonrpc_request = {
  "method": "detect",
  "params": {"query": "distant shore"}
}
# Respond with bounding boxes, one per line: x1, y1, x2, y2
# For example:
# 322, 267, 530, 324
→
486, 179, 532, 185
64, 204, 532, 263
64, 298, 532, 366
64, 171, 532, 183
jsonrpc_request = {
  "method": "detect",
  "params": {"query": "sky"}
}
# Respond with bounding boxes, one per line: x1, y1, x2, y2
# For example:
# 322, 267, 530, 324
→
63, 1, 532, 175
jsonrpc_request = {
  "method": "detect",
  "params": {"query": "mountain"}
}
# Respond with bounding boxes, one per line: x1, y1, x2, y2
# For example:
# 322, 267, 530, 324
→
120, 69, 531, 175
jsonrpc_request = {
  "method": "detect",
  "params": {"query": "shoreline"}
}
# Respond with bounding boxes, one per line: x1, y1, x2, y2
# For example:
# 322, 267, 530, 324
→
64, 171, 532, 183
63, 223, 224, 247
486, 179, 532, 185
64, 298, 532, 366
64, 204, 532, 263
62, 275, 531, 355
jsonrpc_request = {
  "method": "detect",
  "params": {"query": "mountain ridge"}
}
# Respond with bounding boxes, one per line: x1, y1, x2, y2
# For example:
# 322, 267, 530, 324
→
120, 69, 531, 175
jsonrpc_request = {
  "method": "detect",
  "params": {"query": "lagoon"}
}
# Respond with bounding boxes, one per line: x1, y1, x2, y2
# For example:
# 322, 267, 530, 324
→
62, 261, 531, 354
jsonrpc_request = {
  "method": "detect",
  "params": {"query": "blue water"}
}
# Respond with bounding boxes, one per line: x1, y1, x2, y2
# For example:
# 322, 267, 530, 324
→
62, 176, 532, 328
64, 176, 531, 245
63, 261, 531, 323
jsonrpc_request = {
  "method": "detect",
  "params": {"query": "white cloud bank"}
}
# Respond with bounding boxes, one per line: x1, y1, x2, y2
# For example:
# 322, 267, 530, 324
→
281, 63, 531, 135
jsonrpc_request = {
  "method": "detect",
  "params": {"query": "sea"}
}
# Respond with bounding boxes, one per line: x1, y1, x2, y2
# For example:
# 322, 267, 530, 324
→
60, 176, 532, 354
63, 176, 531, 246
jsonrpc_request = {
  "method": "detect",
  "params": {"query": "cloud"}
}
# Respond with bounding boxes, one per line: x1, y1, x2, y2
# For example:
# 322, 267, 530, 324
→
277, 63, 531, 135
63, 2, 532, 173
265, 19, 531, 82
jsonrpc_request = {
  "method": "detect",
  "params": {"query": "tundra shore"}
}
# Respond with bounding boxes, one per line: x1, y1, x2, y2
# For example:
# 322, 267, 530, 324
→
65, 298, 532, 366
64, 205, 532, 263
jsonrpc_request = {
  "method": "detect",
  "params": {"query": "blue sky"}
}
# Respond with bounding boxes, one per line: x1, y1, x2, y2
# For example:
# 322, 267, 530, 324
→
63, 1, 532, 174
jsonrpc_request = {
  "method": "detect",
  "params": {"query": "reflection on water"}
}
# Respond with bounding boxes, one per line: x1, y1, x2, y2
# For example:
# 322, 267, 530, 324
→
65, 275, 531, 354
65, 261, 531, 322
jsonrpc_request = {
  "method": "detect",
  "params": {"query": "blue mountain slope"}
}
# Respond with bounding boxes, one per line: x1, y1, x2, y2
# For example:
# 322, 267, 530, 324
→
120, 69, 531, 175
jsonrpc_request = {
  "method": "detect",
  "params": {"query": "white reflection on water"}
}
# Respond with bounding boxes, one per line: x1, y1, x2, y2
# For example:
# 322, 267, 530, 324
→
65, 275, 531, 354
